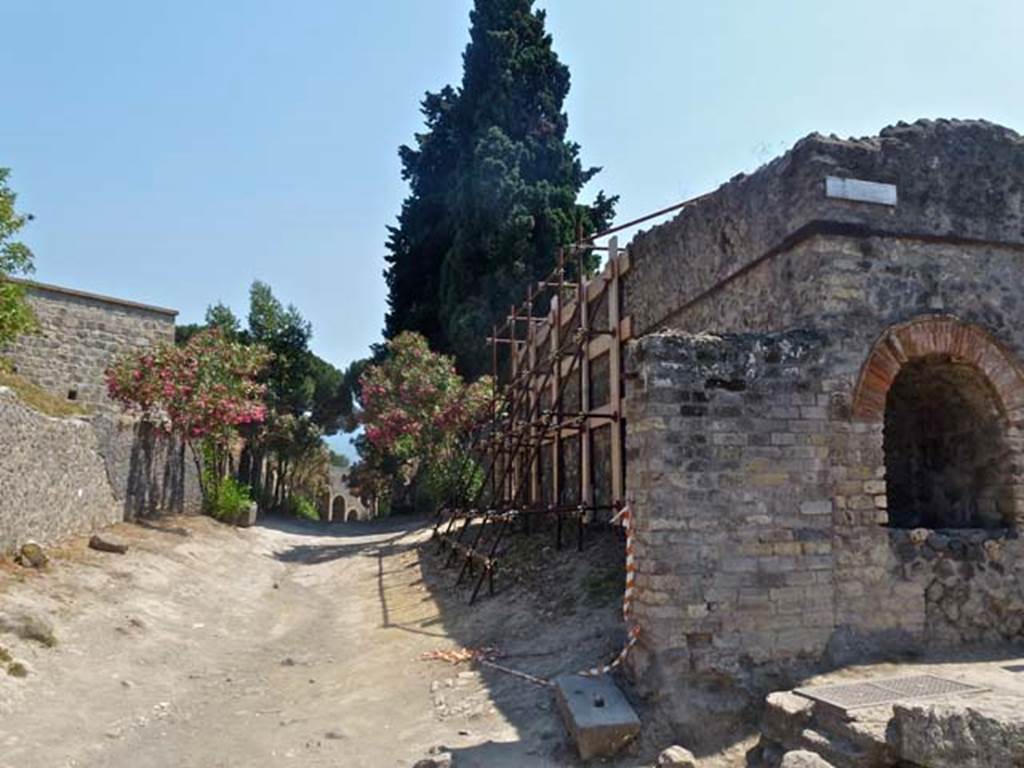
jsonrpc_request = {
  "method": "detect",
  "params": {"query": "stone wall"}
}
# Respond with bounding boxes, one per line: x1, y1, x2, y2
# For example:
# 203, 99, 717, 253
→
0, 280, 201, 552
625, 331, 837, 680
321, 466, 375, 522
4, 279, 177, 409
623, 119, 1024, 335
0, 388, 121, 550
620, 121, 1024, 729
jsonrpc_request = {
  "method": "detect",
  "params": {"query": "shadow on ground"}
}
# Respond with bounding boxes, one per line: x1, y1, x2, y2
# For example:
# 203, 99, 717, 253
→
411, 516, 635, 766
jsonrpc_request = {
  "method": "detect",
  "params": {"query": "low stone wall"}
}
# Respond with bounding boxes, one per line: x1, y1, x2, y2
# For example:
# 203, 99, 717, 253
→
0, 388, 121, 552
0, 280, 202, 552
893, 529, 1024, 645
93, 414, 199, 520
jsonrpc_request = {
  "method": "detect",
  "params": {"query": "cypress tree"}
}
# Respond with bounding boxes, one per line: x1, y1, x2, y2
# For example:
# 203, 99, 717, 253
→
383, 0, 616, 376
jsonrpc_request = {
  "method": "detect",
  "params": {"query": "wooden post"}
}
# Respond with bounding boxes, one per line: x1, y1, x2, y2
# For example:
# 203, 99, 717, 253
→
578, 252, 593, 517
490, 323, 499, 509
527, 289, 541, 509
607, 237, 625, 507
552, 249, 563, 546
507, 303, 518, 509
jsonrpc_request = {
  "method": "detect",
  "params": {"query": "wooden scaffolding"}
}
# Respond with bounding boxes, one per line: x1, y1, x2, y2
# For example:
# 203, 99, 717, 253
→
433, 235, 632, 602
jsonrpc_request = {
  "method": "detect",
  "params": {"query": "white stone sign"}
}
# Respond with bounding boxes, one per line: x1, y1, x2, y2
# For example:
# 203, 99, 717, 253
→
825, 175, 898, 206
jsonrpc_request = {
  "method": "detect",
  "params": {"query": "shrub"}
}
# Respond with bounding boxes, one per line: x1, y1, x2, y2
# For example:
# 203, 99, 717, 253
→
285, 494, 320, 522
0, 168, 37, 352
106, 328, 270, 504
357, 332, 493, 512
206, 476, 253, 524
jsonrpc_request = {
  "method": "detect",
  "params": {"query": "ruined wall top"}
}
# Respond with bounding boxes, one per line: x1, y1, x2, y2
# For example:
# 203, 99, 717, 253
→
624, 119, 1024, 334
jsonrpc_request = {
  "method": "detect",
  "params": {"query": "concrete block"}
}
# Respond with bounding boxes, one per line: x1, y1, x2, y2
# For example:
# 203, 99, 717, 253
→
553, 674, 641, 760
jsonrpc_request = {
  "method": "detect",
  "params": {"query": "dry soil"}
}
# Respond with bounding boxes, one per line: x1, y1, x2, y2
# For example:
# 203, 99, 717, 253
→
0, 514, 632, 767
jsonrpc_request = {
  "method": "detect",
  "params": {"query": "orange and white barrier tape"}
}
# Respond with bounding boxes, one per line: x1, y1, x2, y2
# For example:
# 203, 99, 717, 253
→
580, 503, 640, 677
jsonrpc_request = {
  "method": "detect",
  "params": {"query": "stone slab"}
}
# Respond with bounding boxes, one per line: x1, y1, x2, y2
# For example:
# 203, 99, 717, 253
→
895, 694, 1024, 768
553, 674, 641, 761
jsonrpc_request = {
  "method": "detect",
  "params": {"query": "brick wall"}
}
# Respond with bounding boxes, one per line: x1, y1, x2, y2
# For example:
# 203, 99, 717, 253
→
625, 331, 837, 679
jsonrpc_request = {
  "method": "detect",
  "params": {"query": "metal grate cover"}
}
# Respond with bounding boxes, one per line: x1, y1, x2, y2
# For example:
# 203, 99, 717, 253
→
795, 674, 987, 712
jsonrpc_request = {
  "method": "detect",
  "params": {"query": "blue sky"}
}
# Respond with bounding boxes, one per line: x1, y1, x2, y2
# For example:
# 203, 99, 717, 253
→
4, 1, 1024, 452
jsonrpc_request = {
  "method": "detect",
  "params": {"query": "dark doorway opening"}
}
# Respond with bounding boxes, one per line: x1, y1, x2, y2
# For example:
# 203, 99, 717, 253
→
884, 354, 1011, 529
331, 496, 345, 522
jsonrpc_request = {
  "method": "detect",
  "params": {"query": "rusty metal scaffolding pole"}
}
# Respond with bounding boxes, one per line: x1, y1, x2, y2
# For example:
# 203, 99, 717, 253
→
433, 195, 666, 601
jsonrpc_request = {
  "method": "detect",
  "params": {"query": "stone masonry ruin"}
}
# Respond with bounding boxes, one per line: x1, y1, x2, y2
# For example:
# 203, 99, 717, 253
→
616, 119, 1024, 735
435, 120, 1024, 704
0, 280, 201, 552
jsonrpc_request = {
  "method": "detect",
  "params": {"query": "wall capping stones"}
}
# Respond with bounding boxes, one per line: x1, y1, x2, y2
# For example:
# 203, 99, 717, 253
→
7, 277, 178, 317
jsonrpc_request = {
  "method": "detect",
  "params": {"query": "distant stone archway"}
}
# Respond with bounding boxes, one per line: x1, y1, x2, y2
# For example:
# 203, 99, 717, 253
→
331, 495, 346, 522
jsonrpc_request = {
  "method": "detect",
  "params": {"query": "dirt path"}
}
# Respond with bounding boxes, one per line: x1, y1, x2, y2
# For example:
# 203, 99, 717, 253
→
0, 515, 628, 768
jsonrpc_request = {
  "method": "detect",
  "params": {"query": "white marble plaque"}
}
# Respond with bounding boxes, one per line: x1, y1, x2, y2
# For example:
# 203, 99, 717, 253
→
825, 176, 897, 206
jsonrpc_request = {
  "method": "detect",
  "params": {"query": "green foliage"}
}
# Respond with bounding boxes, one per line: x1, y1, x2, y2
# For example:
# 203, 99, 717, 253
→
175, 303, 239, 346
383, 0, 617, 375
248, 280, 315, 416
285, 493, 320, 522
205, 474, 254, 524
357, 332, 492, 511
174, 281, 354, 511
329, 450, 351, 469
419, 453, 484, 511
0, 168, 37, 350
205, 302, 241, 338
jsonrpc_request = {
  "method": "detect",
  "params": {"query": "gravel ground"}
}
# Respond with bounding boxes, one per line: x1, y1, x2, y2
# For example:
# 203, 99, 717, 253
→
0, 513, 634, 767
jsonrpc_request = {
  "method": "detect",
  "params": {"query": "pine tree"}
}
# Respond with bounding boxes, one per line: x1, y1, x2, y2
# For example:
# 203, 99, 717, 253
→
383, 0, 616, 376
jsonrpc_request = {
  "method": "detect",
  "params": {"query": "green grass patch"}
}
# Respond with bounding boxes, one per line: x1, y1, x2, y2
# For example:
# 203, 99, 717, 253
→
7, 661, 28, 678
0, 369, 88, 418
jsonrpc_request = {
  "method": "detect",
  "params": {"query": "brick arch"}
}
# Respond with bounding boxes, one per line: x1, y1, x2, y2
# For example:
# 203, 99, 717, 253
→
853, 316, 1024, 421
